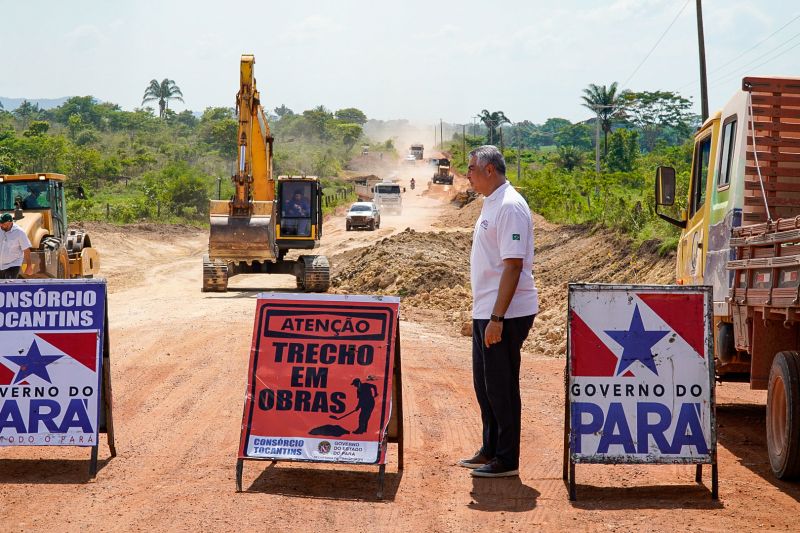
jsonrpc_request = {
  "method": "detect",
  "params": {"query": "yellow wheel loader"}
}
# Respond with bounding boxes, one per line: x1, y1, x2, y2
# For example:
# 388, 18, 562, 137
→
203, 55, 329, 292
0, 173, 99, 278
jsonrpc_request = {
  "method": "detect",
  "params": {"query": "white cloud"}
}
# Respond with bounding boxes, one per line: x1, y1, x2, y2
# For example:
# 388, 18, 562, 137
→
278, 15, 344, 45
65, 24, 107, 53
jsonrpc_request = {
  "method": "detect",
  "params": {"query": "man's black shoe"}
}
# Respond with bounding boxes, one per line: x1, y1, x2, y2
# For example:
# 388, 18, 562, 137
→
457, 451, 490, 469
470, 459, 519, 478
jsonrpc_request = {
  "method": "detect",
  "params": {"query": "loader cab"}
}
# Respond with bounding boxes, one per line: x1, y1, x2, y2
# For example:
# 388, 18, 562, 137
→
0, 174, 67, 239
275, 177, 323, 250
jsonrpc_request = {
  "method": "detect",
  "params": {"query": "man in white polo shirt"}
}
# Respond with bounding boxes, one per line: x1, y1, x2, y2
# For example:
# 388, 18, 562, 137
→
0, 213, 34, 279
459, 145, 537, 478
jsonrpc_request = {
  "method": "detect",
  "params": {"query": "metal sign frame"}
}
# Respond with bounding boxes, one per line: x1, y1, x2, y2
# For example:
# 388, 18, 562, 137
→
0, 279, 116, 478
563, 283, 717, 501
235, 293, 403, 499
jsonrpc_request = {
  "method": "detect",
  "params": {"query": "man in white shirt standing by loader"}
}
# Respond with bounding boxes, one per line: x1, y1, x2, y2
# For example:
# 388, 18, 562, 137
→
459, 145, 538, 478
0, 213, 34, 279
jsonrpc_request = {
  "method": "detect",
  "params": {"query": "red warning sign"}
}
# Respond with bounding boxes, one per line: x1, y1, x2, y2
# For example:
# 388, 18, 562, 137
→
238, 294, 399, 464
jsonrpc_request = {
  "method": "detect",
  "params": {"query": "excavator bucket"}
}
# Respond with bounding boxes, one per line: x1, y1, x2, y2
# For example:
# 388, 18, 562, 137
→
208, 213, 277, 262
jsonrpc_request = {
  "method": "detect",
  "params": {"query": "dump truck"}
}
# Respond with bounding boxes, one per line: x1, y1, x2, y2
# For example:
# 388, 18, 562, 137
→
654, 76, 800, 479
203, 55, 329, 292
432, 158, 453, 185
410, 143, 424, 160
0, 173, 99, 278
353, 175, 383, 201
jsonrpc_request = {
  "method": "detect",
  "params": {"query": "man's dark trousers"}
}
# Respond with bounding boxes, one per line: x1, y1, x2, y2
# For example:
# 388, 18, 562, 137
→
472, 314, 535, 470
0, 266, 20, 279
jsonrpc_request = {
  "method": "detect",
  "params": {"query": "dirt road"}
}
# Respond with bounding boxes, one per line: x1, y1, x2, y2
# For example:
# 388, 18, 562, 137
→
2, 172, 800, 531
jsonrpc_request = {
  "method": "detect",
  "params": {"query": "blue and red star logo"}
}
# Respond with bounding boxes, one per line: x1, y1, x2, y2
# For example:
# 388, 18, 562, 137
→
605, 305, 669, 376
5, 340, 62, 384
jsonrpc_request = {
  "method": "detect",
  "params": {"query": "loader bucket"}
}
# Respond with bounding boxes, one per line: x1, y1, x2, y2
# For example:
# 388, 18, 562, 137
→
208, 214, 277, 262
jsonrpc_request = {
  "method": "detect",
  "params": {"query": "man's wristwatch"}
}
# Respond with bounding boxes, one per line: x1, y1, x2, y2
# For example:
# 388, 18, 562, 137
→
490, 314, 504, 323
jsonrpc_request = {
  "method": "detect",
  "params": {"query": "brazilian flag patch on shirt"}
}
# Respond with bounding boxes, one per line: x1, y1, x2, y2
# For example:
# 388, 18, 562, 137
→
512, 234, 520, 240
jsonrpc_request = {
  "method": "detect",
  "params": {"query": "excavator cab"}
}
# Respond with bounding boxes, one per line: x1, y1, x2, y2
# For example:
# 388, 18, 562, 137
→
276, 177, 323, 248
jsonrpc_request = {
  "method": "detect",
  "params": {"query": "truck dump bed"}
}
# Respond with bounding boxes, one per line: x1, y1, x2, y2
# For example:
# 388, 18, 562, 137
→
742, 77, 800, 224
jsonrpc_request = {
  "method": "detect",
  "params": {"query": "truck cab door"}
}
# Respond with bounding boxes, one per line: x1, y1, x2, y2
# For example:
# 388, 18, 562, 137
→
679, 133, 714, 284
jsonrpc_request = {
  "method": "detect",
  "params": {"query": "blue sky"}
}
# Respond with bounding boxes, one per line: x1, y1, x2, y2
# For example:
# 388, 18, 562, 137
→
1, 0, 798, 124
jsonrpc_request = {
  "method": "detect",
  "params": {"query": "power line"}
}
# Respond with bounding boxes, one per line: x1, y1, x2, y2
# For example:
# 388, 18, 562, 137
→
708, 12, 800, 75
710, 34, 800, 89
620, 0, 691, 91
678, 17, 800, 91
708, 29, 800, 84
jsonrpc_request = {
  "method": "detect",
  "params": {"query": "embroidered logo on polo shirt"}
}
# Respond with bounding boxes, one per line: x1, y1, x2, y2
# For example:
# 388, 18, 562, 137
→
480, 220, 489, 230
512, 234, 520, 240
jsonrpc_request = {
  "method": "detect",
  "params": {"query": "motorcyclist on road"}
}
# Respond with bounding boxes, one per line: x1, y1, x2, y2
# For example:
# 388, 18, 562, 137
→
410, 178, 416, 190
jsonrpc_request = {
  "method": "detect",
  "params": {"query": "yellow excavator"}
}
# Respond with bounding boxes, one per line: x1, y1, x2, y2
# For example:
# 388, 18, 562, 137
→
202, 55, 329, 292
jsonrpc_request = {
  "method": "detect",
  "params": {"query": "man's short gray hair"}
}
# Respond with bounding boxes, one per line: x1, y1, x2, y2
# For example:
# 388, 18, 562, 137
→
468, 145, 506, 175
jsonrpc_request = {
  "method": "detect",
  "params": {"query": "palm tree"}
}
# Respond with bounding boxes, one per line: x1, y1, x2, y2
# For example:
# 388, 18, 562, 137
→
555, 145, 585, 172
581, 82, 626, 155
142, 79, 184, 119
478, 110, 510, 145
13, 100, 40, 130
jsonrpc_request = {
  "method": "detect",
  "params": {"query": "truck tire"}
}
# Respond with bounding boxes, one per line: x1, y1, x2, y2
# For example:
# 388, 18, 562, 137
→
767, 350, 800, 479
346, 221, 351, 231
369, 220, 375, 231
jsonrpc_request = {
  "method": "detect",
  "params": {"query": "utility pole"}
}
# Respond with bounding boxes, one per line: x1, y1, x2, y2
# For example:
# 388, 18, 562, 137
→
516, 126, 521, 180
696, 0, 709, 122
433, 125, 437, 149
440, 119, 444, 151
595, 109, 601, 175
462, 124, 466, 165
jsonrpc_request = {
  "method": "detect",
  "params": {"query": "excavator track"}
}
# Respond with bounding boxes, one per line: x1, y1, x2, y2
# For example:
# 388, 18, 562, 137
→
202, 255, 229, 292
296, 255, 330, 292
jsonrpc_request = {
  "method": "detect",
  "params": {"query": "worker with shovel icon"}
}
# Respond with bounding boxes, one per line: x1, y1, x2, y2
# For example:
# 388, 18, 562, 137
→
328, 377, 378, 434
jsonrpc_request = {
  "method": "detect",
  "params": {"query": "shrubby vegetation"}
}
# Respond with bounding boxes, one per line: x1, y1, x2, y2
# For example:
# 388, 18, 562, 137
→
447, 84, 698, 254
0, 96, 364, 224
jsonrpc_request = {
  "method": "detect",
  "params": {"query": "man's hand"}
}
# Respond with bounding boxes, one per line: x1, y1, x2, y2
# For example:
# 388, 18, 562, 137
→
23, 249, 34, 276
484, 320, 503, 347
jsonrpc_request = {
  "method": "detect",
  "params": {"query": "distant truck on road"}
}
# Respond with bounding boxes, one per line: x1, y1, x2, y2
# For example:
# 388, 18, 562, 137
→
432, 158, 453, 185
410, 144, 424, 160
373, 181, 403, 215
352, 176, 403, 214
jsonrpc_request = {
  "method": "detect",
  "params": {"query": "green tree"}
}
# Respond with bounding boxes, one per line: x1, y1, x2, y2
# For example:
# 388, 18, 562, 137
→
622, 90, 694, 152
335, 123, 363, 151
606, 129, 640, 172
54, 96, 101, 128
334, 107, 367, 125
581, 82, 626, 155
143, 161, 209, 216
142, 78, 185, 119
555, 123, 593, 150
274, 104, 294, 119
13, 100, 40, 130
0, 146, 18, 174
303, 106, 334, 140
23, 121, 50, 137
554, 145, 585, 171
478, 110, 510, 145
67, 113, 84, 139
199, 107, 237, 159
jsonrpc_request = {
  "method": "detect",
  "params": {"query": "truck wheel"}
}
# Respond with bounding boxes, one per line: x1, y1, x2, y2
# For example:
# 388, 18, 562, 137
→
767, 350, 800, 479
346, 222, 351, 231
369, 220, 375, 231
